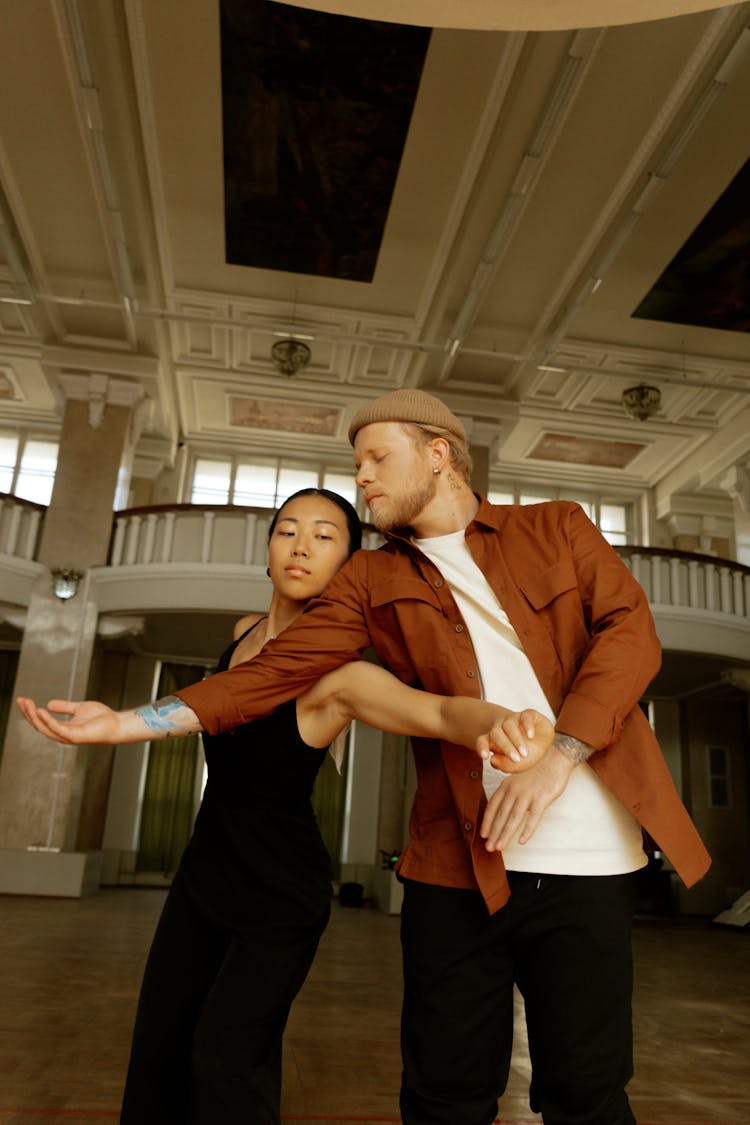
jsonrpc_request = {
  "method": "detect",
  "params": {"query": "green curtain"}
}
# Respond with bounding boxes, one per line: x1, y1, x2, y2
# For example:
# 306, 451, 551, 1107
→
136, 663, 205, 875
312, 736, 348, 880
0, 649, 20, 767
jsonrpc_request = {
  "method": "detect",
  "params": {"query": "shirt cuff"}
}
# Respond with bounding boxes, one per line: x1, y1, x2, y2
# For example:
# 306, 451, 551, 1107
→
555, 691, 621, 751
175, 680, 245, 735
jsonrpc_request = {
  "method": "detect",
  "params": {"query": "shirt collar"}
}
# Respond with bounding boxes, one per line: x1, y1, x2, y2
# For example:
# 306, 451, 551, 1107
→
382, 493, 503, 545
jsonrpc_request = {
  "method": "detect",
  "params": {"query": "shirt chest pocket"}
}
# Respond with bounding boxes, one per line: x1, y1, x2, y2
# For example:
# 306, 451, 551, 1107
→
367, 577, 450, 684
519, 558, 590, 666
519, 558, 579, 610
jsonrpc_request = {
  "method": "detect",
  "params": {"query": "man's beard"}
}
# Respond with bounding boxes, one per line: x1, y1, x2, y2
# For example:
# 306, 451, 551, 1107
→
369, 472, 438, 533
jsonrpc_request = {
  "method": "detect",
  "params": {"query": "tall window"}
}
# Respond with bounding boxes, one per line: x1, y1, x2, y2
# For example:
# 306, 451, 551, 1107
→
0, 431, 59, 505
189, 455, 357, 510
487, 484, 634, 546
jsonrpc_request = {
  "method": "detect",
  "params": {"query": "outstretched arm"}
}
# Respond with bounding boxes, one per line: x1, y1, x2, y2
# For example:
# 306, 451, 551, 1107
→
297, 661, 555, 768
16, 695, 203, 746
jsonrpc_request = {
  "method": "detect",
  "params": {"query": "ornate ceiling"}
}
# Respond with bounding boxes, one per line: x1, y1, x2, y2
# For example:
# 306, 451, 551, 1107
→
1, 0, 750, 519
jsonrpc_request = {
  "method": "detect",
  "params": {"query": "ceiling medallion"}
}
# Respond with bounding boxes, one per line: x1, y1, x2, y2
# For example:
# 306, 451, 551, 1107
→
621, 383, 661, 422
270, 337, 312, 377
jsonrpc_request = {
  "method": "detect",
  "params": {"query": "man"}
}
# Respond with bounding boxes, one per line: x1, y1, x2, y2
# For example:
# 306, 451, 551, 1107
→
22, 390, 710, 1123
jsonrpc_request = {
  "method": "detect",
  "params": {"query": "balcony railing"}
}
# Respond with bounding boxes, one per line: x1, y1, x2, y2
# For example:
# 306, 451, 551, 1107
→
108, 503, 383, 567
0, 492, 45, 561
618, 546, 750, 620
2, 499, 749, 630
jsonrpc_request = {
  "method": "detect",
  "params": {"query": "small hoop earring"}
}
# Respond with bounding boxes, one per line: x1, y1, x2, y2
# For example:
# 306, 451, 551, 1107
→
266, 566, 271, 577
433, 467, 440, 475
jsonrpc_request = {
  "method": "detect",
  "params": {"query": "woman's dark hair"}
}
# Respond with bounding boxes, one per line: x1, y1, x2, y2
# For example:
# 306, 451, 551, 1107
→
267, 488, 362, 556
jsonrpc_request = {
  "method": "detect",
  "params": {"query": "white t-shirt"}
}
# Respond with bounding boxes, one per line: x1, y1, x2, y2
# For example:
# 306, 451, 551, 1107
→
414, 529, 646, 876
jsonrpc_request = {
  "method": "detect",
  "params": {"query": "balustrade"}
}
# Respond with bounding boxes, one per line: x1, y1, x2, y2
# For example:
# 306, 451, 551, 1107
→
617, 546, 749, 621
0, 492, 44, 561
2, 497, 749, 628
106, 508, 750, 623
109, 504, 382, 566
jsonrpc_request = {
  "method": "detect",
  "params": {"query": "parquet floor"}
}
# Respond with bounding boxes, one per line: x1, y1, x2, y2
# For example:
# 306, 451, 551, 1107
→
0, 889, 748, 1124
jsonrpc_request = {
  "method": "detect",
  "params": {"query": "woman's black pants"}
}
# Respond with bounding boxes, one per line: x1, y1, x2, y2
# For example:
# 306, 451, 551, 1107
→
399, 871, 639, 1125
120, 872, 328, 1124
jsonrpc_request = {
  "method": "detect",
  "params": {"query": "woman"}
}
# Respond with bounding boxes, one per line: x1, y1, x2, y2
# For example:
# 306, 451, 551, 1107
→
17, 488, 551, 1124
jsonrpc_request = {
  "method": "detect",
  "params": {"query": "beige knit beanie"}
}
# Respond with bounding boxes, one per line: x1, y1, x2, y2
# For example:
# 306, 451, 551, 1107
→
348, 388, 466, 445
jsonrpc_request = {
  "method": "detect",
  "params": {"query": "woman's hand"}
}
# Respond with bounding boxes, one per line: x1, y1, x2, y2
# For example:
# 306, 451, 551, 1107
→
476, 708, 555, 773
17, 697, 128, 745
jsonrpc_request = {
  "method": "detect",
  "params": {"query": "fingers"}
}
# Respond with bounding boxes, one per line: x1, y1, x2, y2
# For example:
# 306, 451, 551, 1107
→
476, 720, 529, 767
518, 709, 541, 739
44, 699, 79, 716
480, 786, 530, 851
35, 709, 77, 743
480, 747, 572, 851
498, 716, 528, 759
16, 697, 74, 744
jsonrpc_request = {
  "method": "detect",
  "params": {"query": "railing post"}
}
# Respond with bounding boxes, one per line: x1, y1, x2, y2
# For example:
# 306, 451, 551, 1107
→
687, 559, 700, 608
160, 511, 176, 563
630, 553, 642, 587
124, 515, 142, 566
142, 513, 158, 565
201, 511, 215, 564
705, 562, 717, 612
669, 557, 681, 606
22, 508, 41, 560
243, 513, 258, 566
650, 553, 662, 603
110, 517, 126, 565
719, 566, 732, 614
253, 516, 271, 565
5, 503, 22, 557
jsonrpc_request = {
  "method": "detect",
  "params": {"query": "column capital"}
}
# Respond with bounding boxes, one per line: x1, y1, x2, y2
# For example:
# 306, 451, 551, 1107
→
719, 463, 750, 513
57, 373, 145, 429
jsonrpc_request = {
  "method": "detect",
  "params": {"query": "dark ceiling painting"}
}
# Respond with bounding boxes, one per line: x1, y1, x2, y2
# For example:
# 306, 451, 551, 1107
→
220, 0, 431, 282
633, 157, 750, 333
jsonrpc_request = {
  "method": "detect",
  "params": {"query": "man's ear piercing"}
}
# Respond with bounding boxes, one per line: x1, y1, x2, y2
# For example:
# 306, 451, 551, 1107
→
433, 467, 440, 475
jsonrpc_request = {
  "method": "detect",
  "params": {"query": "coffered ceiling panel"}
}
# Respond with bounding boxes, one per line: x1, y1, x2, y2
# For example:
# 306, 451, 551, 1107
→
0, 0, 749, 511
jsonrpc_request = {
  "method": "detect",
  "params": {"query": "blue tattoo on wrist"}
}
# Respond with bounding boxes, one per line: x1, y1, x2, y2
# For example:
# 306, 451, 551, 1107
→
136, 695, 185, 736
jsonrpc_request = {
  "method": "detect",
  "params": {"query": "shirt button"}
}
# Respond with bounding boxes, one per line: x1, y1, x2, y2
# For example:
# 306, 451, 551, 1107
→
469, 769, 479, 780
434, 578, 443, 588
463, 820, 473, 832
466, 670, 475, 678
455, 623, 464, 633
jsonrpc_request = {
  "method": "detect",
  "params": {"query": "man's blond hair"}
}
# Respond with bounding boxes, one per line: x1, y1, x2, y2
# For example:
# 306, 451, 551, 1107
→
401, 422, 473, 483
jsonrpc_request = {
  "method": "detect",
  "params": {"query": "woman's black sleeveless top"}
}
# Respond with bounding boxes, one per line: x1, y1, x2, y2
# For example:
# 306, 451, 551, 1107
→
178, 621, 332, 934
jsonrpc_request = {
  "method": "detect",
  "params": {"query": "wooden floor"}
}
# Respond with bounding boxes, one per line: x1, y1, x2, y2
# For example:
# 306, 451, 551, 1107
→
0, 889, 748, 1124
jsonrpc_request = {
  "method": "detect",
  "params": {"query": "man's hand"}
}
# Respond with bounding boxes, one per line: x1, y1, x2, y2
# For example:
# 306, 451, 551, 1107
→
16, 697, 125, 745
480, 731, 595, 850
476, 708, 554, 773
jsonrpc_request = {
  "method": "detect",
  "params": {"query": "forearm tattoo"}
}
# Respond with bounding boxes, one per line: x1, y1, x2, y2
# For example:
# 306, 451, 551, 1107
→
552, 732, 594, 763
136, 695, 188, 737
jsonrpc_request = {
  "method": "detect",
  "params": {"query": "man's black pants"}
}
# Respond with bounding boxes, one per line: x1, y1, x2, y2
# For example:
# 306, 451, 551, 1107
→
399, 871, 638, 1125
